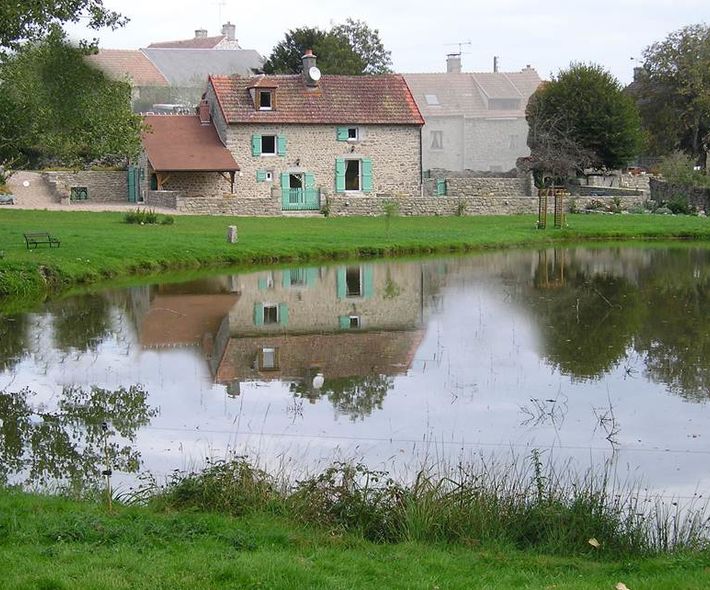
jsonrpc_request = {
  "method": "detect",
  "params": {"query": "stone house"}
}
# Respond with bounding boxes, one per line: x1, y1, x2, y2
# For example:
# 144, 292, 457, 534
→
141, 51, 425, 215
404, 56, 542, 173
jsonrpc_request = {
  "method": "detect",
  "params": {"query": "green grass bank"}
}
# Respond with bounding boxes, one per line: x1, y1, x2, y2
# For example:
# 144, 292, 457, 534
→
2, 209, 710, 306
2, 488, 709, 590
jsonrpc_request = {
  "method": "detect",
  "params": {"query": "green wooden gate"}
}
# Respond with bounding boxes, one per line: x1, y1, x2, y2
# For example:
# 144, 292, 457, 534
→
127, 165, 142, 203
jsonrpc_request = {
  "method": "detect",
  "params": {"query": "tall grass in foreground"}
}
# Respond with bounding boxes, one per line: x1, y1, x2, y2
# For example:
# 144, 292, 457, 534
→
136, 451, 709, 557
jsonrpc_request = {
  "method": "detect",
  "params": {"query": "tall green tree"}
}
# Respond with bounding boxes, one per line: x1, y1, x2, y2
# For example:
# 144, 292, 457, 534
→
0, 0, 125, 50
0, 32, 141, 167
263, 19, 392, 75
631, 24, 710, 167
331, 19, 392, 74
526, 63, 642, 174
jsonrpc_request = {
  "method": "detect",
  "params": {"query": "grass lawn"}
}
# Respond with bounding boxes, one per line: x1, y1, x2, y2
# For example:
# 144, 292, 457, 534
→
2, 490, 709, 590
1, 209, 710, 306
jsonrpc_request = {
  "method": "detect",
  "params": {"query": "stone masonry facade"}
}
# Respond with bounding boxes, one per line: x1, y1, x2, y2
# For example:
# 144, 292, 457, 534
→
43, 170, 128, 203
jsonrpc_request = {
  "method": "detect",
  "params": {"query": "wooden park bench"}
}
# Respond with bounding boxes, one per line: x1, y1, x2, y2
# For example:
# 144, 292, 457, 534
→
24, 232, 61, 250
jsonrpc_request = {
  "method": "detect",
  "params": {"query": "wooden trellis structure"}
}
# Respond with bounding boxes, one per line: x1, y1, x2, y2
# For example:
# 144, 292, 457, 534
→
537, 187, 569, 229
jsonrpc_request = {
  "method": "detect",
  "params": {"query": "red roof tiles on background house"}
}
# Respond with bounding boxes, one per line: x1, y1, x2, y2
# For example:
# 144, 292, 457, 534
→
86, 49, 169, 86
147, 35, 226, 49
209, 74, 425, 125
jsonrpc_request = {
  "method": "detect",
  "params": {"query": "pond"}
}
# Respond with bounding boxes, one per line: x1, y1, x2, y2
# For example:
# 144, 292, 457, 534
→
1, 245, 710, 499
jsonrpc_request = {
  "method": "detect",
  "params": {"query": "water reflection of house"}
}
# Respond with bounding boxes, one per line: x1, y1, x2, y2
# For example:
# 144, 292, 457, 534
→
208, 263, 426, 389
128, 277, 240, 349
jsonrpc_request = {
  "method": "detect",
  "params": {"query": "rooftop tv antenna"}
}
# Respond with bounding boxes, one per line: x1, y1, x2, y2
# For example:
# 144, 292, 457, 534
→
444, 40, 472, 56
216, 0, 226, 24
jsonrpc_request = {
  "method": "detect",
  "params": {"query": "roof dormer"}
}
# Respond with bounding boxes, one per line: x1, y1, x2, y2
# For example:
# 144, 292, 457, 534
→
248, 76, 279, 111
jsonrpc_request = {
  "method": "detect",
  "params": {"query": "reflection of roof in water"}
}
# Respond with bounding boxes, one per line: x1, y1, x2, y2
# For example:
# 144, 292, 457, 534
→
139, 294, 239, 348
213, 330, 425, 384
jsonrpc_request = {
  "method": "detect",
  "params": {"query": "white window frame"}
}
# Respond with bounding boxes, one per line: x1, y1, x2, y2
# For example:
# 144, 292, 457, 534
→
258, 90, 273, 111
344, 159, 361, 192
262, 303, 279, 324
348, 315, 361, 329
261, 135, 277, 156
260, 347, 278, 370
347, 127, 359, 141
345, 266, 363, 298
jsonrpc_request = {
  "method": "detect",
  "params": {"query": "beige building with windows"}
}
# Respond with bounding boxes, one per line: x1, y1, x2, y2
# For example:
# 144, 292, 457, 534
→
404, 56, 542, 173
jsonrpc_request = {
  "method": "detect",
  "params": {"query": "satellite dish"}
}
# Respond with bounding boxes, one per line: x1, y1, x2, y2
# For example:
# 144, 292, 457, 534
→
309, 66, 321, 82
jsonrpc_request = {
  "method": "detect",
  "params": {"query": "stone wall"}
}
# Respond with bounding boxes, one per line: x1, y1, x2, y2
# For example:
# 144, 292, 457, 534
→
43, 170, 127, 203
576, 186, 644, 197
222, 123, 421, 199
571, 194, 647, 211
650, 177, 710, 212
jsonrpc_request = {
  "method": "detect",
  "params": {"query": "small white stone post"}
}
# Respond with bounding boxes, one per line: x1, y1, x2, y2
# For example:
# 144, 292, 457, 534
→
227, 225, 238, 243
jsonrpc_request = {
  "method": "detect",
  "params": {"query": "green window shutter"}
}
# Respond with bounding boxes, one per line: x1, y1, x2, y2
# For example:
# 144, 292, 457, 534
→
336, 127, 349, 141
304, 172, 315, 189
339, 315, 350, 329
335, 158, 345, 193
258, 277, 268, 290
278, 303, 289, 326
251, 134, 262, 156
280, 172, 289, 200
363, 266, 374, 299
256, 169, 267, 182
282, 271, 291, 288
336, 267, 347, 299
253, 303, 264, 326
277, 135, 287, 156
436, 179, 446, 196
305, 267, 319, 286
361, 158, 373, 193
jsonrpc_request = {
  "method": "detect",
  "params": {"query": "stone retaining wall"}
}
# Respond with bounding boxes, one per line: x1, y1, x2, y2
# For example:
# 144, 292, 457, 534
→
650, 178, 710, 213
145, 189, 280, 216
576, 186, 644, 197
43, 170, 127, 203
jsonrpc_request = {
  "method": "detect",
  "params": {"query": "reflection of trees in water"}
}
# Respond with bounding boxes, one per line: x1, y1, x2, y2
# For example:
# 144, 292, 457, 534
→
524, 248, 710, 400
526, 268, 642, 380
291, 375, 394, 421
0, 385, 157, 488
49, 294, 113, 353
633, 251, 710, 401
0, 314, 28, 372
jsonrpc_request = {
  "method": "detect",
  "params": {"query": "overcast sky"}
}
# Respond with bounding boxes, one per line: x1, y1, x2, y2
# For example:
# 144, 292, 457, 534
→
65, 0, 709, 83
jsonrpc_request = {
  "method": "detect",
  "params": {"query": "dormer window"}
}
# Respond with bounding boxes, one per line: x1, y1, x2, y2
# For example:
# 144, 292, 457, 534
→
258, 90, 272, 110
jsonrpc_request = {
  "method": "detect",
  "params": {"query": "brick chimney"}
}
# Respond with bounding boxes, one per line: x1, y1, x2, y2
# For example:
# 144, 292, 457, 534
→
446, 53, 462, 73
221, 22, 236, 41
302, 49, 320, 87
198, 99, 210, 125
195, 29, 208, 39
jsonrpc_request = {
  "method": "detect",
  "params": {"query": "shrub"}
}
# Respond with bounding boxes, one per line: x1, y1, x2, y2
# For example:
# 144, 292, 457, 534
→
150, 457, 277, 516
666, 198, 690, 215
123, 208, 174, 225
289, 462, 404, 542
655, 206, 673, 215
658, 151, 710, 188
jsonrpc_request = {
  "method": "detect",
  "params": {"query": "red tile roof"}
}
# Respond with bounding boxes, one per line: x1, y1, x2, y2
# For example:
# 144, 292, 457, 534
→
209, 74, 424, 125
86, 49, 169, 86
148, 35, 226, 49
142, 115, 239, 172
